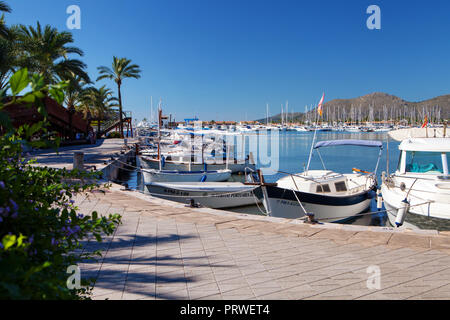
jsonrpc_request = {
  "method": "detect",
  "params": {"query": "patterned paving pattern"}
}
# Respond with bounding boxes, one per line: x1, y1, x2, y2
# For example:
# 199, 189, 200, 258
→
74, 185, 450, 300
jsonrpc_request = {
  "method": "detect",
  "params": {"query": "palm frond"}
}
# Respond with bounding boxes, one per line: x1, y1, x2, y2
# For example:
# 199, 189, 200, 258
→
0, 1, 11, 13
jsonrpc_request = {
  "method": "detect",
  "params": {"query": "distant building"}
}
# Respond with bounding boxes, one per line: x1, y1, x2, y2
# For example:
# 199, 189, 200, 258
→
183, 117, 199, 126
239, 121, 260, 125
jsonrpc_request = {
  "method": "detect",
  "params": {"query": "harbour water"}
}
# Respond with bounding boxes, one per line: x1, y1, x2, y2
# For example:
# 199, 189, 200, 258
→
117, 131, 402, 228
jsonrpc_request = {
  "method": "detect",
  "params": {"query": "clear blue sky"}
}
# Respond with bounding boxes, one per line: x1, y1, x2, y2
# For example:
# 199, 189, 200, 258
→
5, 0, 450, 122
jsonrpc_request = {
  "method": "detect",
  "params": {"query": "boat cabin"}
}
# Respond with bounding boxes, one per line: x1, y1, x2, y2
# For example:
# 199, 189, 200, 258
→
277, 170, 353, 195
396, 138, 449, 176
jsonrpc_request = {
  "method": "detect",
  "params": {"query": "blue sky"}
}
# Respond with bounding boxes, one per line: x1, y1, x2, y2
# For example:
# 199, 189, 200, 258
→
5, 0, 450, 122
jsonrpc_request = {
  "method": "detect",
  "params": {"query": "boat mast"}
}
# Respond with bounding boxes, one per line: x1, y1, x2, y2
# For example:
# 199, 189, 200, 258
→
286, 101, 289, 126
158, 99, 162, 170
150, 96, 153, 126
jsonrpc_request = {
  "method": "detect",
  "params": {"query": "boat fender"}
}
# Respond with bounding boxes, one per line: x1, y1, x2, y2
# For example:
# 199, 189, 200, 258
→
161, 155, 166, 168
395, 198, 410, 227
201, 175, 207, 182
377, 189, 383, 210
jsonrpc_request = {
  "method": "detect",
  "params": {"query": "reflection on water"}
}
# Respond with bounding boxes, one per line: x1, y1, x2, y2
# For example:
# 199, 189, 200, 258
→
116, 131, 404, 228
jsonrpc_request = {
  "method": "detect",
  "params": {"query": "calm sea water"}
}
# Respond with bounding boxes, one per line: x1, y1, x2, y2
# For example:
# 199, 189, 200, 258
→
117, 131, 402, 227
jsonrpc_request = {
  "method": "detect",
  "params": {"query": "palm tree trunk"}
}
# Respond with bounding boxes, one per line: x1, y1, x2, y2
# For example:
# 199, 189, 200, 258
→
117, 82, 124, 138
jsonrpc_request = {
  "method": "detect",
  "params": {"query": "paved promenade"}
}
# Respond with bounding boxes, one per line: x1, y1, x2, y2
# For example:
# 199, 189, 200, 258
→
74, 184, 450, 300
27, 138, 136, 170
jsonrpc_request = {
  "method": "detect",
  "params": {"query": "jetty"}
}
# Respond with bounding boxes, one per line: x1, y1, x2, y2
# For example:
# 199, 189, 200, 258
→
28, 141, 450, 300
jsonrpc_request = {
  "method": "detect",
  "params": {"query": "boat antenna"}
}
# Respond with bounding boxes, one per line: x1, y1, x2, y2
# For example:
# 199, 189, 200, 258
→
306, 93, 325, 174
306, 112, 318, 174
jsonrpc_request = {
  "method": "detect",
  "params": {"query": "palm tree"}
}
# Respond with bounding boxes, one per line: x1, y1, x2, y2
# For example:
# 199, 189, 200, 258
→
0, 1, 11, 39
64, 73, 90, 111
97, 57, 141, 137
0, 33, 17, 90
81, 86, 117, 135
15, 22, 90, 85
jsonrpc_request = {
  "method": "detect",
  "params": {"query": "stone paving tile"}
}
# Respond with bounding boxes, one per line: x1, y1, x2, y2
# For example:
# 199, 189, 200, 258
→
71, 186, 450, 300
221, 287, 256, 300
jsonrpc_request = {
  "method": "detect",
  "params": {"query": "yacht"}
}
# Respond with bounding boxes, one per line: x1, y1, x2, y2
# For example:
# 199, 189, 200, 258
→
381, 137, 450, 227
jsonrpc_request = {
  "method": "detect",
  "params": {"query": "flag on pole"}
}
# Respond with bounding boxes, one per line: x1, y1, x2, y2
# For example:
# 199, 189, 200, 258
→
421, 115, 428, 128
317, 93, 325, 117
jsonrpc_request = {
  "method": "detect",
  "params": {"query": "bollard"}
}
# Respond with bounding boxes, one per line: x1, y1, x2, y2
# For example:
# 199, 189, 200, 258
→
186, 199, 200, 208
73, 152, 84, 171
305, 212, 317, 224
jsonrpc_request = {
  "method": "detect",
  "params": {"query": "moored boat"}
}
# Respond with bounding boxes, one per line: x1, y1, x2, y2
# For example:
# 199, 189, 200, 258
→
381, 135, 450, 228
259, 139, 382, 222
146, 181, 262, 208
142, 168, 232, 183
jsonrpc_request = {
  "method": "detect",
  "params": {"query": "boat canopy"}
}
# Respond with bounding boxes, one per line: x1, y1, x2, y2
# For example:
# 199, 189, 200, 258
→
314, 139, 383, 149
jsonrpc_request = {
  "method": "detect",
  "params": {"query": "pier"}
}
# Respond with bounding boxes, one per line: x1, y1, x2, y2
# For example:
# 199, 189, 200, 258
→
27, 138, 137, 180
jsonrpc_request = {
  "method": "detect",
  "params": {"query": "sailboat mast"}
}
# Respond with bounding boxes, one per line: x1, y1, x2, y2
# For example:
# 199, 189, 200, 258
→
281, 104, 283, 126
286, 101, 289, 126
150, 96, 153, 125
157, 99, 162, 170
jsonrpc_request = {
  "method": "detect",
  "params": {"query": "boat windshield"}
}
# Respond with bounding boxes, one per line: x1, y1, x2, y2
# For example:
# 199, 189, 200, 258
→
403, 151, 448, 173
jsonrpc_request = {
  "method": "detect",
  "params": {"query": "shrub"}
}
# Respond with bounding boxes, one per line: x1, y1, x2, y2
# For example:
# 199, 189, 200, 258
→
0, 69, 122, 299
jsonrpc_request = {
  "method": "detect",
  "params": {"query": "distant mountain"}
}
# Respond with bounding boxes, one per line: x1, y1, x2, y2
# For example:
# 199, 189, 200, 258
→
257, 92, 450, 123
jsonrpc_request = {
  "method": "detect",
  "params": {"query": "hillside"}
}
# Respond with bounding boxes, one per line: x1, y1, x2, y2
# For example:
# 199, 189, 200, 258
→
258, 92, 450, 123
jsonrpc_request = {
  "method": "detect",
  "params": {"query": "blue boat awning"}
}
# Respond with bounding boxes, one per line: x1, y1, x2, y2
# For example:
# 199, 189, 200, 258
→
314, 139, 383, 149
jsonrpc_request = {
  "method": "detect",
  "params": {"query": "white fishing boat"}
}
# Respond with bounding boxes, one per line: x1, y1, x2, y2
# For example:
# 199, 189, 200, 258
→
259, 140, 382, 222
138, 155, 255, 173
146, 181, 262, 208
381, 134, 450, 228
142, 168, 232, 183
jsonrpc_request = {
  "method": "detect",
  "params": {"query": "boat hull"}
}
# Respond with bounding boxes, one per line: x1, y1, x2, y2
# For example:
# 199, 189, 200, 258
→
261, 185, 373, 222
381, 182, 450, 229
146, 182, 262, 208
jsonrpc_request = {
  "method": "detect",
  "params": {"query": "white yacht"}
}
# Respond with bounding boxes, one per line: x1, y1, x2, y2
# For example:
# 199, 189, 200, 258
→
381, 137, 450, 227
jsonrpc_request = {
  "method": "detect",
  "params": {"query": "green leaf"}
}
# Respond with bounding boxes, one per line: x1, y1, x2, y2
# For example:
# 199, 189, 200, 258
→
49, 88, 64, 105
9, 69, 29, 96
2, 234, 17, 250
31, 74, 44, 91
20, 93, 36, 104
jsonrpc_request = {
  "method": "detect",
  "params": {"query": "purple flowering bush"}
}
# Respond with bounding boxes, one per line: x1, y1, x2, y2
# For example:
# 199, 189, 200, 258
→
0, 69, 122, 299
